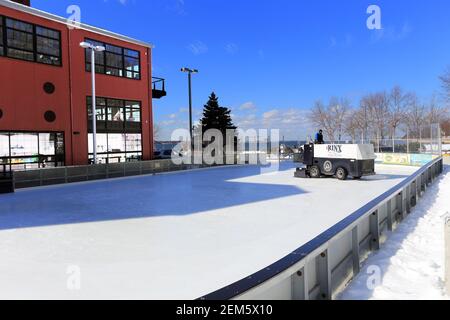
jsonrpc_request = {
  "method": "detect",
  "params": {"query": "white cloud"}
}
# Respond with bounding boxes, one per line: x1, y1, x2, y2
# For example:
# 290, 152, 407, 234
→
240, 102, 257, 111
257, 50, 265, 60
370, 22, 412, 43
157, 105, 314, 141
104, 0, 129, 5
236, 108, 313, 140
225, 43, 239, 55
234, 113, 258, 128
160, 120, 176, 126
174, 0, 187, 15
263, 109, 280, 123
329, 34, 353, 48
187, 41, 208, 55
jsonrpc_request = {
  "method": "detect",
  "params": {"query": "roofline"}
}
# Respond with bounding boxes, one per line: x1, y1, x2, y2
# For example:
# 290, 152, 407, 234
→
0, 0, 154, 48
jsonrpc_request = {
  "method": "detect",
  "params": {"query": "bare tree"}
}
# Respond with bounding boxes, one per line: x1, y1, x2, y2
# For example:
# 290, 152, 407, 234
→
310, 98, 350, 142
440, 67, 450, 103
426, 95, 449, 125
442, 118, 450, 137
345, 106, 366, 143
329, 97, 351, 142
404, 94, 426, 137
361, 92, 390, 146
153, 123, 161, 141
388, 86, 411, 151
310, 100, 335, 141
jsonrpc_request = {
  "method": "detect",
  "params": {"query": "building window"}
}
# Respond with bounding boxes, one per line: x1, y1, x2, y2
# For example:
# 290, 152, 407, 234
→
0, 16, 4, 56
0, 132, 65, 172
84, 38, 141, 80
0, 16, 61, 66
87, 97, 142, 163
0, 133, 9, 157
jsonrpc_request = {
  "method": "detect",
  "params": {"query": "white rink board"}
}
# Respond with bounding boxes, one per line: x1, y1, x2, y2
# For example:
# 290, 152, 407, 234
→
0, 162, 418, 299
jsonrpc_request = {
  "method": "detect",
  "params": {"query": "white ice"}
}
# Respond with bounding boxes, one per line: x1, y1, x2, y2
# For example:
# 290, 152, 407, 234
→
340, 165, 450, 300
0, 162, 418, 299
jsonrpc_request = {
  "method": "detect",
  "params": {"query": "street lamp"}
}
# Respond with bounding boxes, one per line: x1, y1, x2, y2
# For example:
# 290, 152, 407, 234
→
181, 67, 198, 156
80, 41, 105, 164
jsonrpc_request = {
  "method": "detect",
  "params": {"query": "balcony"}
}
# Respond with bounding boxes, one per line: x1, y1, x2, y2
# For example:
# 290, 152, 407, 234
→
152, 77, 167, 99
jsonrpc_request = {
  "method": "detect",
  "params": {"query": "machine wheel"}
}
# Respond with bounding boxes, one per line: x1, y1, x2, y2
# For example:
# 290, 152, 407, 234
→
309, 166, 321, 178
336, 167, 348, 181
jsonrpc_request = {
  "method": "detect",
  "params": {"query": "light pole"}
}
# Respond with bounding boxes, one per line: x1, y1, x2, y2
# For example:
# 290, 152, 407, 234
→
80, 42, 105, 164
181, 67, 198, 157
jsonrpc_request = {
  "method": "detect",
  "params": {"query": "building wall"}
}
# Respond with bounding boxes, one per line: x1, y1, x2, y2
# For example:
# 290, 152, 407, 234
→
0, 4, 153, 166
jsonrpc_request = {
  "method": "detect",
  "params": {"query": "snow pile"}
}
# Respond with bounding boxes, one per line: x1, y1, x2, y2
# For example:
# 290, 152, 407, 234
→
340, 166, 450, 300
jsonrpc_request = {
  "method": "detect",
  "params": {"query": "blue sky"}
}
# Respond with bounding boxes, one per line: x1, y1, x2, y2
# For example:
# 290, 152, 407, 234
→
32, 0, 450, 140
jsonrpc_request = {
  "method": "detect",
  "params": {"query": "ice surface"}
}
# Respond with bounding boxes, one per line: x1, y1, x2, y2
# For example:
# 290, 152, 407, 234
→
0, 162, 418, 299
340, 166, 450, 300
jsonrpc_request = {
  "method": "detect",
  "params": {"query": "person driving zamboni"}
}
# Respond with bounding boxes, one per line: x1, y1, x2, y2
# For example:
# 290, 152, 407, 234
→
315, 130, 324, 144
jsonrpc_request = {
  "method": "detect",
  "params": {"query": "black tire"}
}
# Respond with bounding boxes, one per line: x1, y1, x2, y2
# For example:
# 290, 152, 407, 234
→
309, 165, 321, 178
336, 167, 348, 181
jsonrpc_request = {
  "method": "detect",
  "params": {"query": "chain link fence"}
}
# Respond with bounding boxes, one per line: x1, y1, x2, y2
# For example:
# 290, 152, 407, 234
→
361, 123, 442, 156
275, 124, 444, 164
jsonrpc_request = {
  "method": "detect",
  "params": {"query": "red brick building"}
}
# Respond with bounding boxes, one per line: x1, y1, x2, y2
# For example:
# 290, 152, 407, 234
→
0, 0, 165, 171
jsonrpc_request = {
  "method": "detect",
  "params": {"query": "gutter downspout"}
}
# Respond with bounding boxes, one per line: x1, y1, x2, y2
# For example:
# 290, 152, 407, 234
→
68, 26, 75, 165
147, 47, 153, 160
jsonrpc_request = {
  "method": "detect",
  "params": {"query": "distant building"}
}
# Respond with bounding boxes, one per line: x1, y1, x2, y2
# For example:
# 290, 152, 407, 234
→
0, 0, 166, 171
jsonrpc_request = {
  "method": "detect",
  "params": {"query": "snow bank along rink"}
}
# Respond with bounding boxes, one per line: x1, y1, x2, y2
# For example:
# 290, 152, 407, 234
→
0, 162, 418, 299
340, 165, 450, 300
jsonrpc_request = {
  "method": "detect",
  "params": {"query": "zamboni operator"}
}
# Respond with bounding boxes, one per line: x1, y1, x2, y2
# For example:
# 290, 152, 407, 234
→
315, 130, 324, 144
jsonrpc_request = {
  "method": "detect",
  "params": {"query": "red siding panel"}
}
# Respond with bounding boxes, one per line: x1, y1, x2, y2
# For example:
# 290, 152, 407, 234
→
0, 4, 154, 166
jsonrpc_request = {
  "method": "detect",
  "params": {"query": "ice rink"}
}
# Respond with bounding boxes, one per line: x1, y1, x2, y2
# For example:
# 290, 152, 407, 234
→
0, 162, 418, 299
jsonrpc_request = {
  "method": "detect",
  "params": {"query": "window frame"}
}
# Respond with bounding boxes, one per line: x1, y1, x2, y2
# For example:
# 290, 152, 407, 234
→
86, 96, 143, 163
84, 38, 141, 80
0, 131, 65, 172
0, 15, 3, 56
0, 15, 62, 67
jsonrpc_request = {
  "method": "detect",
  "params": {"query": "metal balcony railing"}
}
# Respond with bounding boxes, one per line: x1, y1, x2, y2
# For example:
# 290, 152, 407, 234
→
152, 77, 167, 99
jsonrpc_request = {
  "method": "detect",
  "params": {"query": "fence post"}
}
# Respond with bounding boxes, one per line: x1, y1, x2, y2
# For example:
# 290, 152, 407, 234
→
446, 215, 450, 296
405, 185, 411, 214
292, 266, 309, 300
422, 173, 426, 192
12, 171, 16, 192
370, 210, 380, 250
396, 192, 404, 221
352, 226, 360, 274
318, 250, 331, 300
387, 199, 393, 231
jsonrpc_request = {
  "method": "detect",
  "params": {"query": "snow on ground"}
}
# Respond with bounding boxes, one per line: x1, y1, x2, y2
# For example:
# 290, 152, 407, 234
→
340, 165, 450, 300
0, 163, 418, 299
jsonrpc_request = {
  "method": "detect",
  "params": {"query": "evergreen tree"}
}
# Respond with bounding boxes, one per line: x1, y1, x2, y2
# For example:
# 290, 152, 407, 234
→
200, 92, 236, 141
